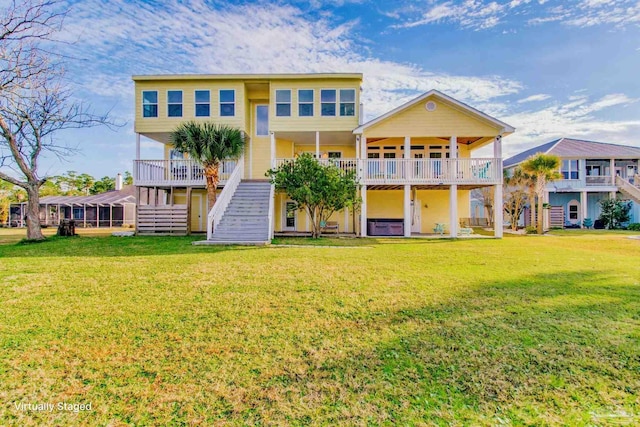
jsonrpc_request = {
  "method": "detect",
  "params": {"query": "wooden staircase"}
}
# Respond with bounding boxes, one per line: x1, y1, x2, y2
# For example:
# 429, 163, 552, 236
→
616, 176, 640, 204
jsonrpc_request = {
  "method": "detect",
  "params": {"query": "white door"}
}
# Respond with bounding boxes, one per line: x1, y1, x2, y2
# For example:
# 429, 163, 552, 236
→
282, 200, 297, 231
411, 199, 421, 233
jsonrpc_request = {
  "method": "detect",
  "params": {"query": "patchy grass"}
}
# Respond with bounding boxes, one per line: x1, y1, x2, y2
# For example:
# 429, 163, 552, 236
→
1, 229, 639, 426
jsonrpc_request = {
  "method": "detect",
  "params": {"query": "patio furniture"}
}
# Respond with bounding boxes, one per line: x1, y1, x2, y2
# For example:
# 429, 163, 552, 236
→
433, 223, 446, 235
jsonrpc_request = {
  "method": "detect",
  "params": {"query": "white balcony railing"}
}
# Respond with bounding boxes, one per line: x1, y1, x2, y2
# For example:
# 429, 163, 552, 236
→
585, 175, 613, 186
275, 158, 501, 185
133, 159, 237, 187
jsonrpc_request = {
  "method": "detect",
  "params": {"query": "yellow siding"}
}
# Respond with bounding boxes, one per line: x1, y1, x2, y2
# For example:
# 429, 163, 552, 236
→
365, 188, 470, 233
363, 96, 501, 138
172, 189, 213, 232
274, 192, 355, 233
134, 80, 246, 135
276, 138, 294, 159
270, 79, 361, 132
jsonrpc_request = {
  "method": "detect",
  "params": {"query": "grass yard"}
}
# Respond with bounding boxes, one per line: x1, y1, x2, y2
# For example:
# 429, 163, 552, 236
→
1, 229, 639, 426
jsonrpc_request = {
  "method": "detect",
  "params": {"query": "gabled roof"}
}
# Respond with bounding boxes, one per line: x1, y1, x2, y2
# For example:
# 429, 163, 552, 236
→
504, 138, 640, 168
353, 89, 515, 135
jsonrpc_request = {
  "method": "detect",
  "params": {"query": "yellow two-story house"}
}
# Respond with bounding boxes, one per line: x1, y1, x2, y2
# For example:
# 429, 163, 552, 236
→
132, 73, 514, 243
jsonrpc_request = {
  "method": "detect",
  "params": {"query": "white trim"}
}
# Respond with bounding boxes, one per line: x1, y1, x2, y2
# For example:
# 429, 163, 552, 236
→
141, 90, 159, 119
282, 199, 297, 231
166, 89, 183, 118
219, 89, 236, 117
449, 184, 458, 238
194, 88, 211, 117
320, 88, 338, 117
297, 88, 314, 117
353, 89, 515, 134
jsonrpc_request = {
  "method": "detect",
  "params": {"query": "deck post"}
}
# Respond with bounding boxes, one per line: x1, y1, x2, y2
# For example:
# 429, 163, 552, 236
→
186, 187, 192, 235
493, 135, 503, 238
315, 131, 320, 159
96, 206, 99, 228
404, 184, 411, 237
360, 185, 367, 237
83, 204, 86, 228
136, 133, 140, 160
610, 158, 615, 187
270, 132, 276, 169
581, 191, 588, 227
404, 136, 411, 180
449, 184, 458, 237
110, 204, 113, 228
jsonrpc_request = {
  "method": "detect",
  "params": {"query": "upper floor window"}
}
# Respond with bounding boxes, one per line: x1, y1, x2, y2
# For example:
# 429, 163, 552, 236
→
167, 90, 183, 117
298, 89, 314, 117
339, 89, 355, 116
142, 91, 158, 118
220, 90, 235, 116
562, 160, 579, 179
275, 90, 291, 116
195, 90, 210, 117
321, 89, 336, 116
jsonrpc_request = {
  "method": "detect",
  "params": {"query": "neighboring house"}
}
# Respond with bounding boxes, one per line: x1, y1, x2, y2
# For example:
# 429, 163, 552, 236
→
132, 73, 514, 243
8, 182, 136, 228
504, 138, 640, 228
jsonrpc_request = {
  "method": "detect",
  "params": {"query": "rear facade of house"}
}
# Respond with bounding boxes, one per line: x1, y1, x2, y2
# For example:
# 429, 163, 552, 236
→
132, 73, 513, 243
504, 138, 640, 229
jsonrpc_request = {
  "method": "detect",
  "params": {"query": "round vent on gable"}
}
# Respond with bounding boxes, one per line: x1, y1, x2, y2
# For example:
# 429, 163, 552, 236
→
425, 101, 437, 111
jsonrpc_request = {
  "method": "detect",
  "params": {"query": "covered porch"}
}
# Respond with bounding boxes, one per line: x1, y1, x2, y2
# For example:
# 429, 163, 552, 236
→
352, 89, 514, 238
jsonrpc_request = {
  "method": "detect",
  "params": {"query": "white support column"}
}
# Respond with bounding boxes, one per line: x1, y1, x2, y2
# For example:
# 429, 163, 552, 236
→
270, 132, 276, 168
610, 158, 616, 186
360, 185, 367, 237
493, 135, 503, 238
404, 136, 411, 181
344, 208, 349, 233
404, 184, 411, 237
449, 184, 458, 237
360, 136, 367, 184
136, 133, 141, 160
581, 191, 588, 227
450, 136, 457, 183
494, 185, 503, 238
315, 131, 320, 159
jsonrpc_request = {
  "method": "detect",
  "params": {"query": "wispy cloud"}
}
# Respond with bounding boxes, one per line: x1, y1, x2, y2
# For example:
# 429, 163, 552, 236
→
386, 0, 640, 30
517, 94, 552, 103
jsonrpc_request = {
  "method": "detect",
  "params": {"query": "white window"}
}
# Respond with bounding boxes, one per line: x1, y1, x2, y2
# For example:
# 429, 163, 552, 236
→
167, 90, 182, 117
220, 90, 235, 116
276, 90, 291, 116
298, 89, 313, 117
339, 89, 355, 116
195, 90, 210, 117
142, 91, 158, 118
562, 160, 579, 179
321, 89, 336, 116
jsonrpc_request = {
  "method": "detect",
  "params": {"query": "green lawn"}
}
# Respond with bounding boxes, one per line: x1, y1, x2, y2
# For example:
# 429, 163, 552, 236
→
1, 229, 639, 426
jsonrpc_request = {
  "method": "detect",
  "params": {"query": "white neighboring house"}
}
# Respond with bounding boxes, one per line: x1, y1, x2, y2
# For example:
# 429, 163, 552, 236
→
504, 138, 640, 228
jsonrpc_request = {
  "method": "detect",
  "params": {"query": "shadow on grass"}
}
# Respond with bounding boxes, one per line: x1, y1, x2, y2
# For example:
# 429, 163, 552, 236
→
250, 270, 640, 425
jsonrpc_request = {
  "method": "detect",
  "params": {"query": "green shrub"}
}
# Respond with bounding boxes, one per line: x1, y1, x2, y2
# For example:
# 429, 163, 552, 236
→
627, 223, 640, 231
525, 226, 537, 234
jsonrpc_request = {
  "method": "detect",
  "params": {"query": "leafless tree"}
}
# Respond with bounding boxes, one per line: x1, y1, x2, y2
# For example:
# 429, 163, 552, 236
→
0, 1, 111, 240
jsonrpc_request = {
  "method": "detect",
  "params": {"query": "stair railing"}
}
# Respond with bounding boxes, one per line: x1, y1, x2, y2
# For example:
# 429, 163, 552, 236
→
267, 183, 275, 241
207, 155, 244, 240
615, 175, 640, 203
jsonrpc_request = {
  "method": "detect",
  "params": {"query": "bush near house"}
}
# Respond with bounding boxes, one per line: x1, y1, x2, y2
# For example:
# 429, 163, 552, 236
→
598, 198, 632, 229
627, 223, 640, 231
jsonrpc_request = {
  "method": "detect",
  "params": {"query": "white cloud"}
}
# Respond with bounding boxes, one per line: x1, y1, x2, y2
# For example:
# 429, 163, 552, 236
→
517, 94, 552, 103
49, 0, 640, 164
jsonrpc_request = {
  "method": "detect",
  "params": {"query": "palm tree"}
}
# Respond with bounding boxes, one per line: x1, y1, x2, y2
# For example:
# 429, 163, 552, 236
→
170, 122, 245, 209
521, 153, 562, 234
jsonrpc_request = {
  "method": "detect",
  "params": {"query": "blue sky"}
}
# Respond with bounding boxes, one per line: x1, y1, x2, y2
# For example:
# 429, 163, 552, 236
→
8, 0, 640, 179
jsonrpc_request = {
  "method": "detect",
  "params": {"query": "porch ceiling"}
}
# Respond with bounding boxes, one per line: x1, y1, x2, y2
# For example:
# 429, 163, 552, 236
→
275, 130, 355, 146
